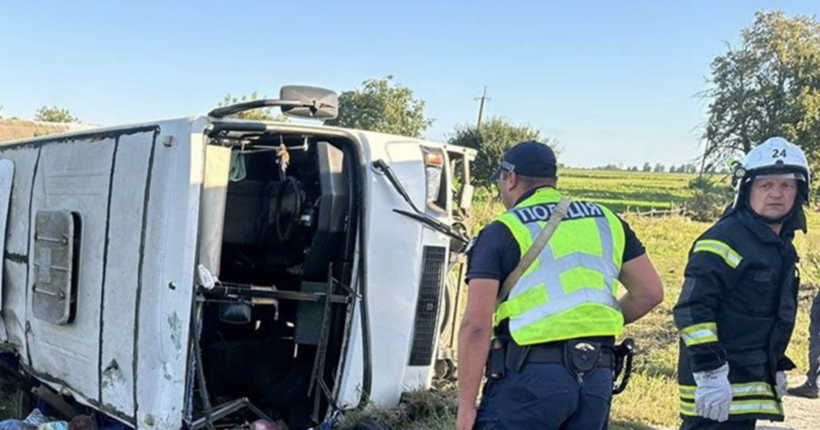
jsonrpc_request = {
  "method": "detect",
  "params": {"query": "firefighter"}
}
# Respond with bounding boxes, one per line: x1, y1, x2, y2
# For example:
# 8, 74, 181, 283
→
673, 137, 811, 429
456, 141, 664, 430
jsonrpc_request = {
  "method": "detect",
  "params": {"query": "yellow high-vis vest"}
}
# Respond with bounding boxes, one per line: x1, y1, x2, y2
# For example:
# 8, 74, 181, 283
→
494, 188, 626, 345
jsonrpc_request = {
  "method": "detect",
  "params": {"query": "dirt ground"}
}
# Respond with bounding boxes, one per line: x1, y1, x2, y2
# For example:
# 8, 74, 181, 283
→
757, 376, 819, 430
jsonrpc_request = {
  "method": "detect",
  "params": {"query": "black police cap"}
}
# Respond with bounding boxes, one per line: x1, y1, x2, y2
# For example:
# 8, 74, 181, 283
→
490, 141, 557, 181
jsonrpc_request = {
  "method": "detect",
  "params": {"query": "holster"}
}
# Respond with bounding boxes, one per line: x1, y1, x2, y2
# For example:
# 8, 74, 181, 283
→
485, 337, 508, 380
612, 338, 635, 395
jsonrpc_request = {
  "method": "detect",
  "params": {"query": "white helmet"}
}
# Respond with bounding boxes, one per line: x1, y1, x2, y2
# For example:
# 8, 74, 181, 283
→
731, 136, 811, 207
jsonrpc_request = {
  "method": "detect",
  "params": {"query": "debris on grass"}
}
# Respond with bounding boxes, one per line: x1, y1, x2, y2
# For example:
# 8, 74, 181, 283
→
337, 383, 458, 430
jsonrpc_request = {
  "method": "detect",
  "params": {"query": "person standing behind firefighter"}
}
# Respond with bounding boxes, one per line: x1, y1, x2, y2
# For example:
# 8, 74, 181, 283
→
456, 141, 664, 430
787, 289, 820, 399
673, 137, 811, 430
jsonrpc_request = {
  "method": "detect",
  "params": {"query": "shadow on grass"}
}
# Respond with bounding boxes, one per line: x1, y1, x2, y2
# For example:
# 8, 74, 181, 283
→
611, 420, 670, 430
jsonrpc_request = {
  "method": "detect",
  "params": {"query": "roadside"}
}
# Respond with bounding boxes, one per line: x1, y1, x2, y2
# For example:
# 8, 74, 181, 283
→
758, 377, 819, 430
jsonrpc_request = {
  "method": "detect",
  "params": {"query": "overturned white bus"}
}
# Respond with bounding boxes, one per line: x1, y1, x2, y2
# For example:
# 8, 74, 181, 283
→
0, 86, 475, 430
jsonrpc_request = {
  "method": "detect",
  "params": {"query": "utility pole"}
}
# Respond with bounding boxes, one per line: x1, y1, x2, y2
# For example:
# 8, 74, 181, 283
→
475, 86, 491, 128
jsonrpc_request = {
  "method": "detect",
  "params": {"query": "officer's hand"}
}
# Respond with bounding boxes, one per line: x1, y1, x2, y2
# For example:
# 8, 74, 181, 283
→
693, 363, 732, 422
456, 404, 477, 430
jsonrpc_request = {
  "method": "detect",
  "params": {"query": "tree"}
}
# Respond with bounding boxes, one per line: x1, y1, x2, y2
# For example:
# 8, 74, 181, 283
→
35, 106, 78, 123
654, 163, 666, 173
448, 116, 547, 188
642, 162, 652, 172
0, 104, 4, 119
327, 76, 433, 138
217, 92, 286, 121
702, 11, 820, 176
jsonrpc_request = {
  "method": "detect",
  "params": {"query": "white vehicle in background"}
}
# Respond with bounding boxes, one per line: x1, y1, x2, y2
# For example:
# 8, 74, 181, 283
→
0, 86, 475, 430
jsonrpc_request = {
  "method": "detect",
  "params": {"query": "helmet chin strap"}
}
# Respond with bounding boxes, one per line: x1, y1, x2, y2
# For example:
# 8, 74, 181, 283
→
748, 207, 791, 225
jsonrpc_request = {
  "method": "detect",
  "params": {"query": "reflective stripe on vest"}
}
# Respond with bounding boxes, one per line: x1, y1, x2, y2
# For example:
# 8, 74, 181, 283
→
494, 188, 626, 345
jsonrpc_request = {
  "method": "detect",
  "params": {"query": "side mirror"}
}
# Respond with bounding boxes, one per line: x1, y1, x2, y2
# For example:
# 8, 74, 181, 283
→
280, 86, 339, 120
459, 183, 474, 210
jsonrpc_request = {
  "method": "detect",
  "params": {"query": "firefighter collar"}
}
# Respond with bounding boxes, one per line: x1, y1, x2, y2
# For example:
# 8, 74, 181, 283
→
736, 208, 789, 244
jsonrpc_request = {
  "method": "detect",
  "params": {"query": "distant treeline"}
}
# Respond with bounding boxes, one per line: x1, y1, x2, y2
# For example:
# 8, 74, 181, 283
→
583, 162, 728, 174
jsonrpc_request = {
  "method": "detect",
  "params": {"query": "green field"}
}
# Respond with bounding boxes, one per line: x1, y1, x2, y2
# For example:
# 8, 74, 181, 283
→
469, 169, 708, 228
557, 169, 699, 213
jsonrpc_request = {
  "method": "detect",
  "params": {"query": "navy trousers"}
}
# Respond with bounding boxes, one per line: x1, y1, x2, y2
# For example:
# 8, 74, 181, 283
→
474, 363, 612, 430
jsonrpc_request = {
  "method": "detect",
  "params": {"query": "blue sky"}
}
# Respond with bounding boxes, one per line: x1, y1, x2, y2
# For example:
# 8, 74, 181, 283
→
1, 1, 819, 168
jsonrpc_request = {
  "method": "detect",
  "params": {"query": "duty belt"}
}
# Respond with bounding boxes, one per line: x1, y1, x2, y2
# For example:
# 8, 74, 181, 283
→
505, 340, 614, 373
491, 337, 636, 394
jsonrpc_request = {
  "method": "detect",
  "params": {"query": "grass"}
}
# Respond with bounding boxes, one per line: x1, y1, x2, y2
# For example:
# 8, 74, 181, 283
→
610, 214, 705, 427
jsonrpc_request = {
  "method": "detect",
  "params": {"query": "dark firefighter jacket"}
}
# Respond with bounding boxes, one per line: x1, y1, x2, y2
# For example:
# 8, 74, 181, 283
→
673, 207, 799, 422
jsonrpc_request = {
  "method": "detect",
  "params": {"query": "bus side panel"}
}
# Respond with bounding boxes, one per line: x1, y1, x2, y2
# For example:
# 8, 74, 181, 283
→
134, 120, 204, 430
27, 138, 116, 400
336, 134, 454, 408
0, 159, 14, 328
0, 147, 40, 360
99, 131, 156, 418
362, 138, 427, 406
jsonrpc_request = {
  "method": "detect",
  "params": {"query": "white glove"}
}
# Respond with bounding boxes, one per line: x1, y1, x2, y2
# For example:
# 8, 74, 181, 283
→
693, 363, 732, 422
776, 371, 788, 398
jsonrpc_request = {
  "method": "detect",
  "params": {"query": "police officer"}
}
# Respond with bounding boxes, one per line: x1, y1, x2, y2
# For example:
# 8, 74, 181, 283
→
673, 137, 811, 429
787, 289, 820, 399
456, 141, 664, 430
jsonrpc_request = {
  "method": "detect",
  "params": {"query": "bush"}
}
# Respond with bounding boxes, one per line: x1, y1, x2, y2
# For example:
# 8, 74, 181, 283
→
685, 175, 732, 221
448, 117, 548, 189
